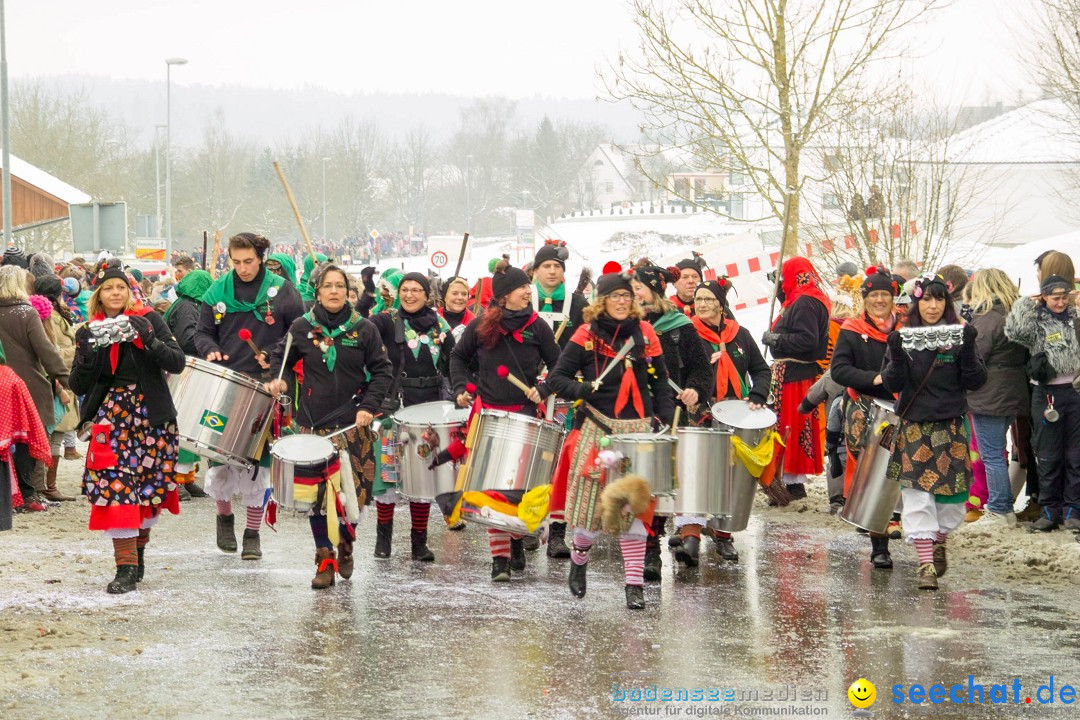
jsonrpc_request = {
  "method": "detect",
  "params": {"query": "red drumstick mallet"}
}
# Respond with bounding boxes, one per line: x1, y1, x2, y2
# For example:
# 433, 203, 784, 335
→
497, 365, 533, 394
465, 382, 477, 396
238, 328, 263, 358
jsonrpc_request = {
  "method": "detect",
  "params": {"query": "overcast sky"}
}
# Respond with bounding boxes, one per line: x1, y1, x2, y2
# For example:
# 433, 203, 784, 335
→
9, 0, 1038, 104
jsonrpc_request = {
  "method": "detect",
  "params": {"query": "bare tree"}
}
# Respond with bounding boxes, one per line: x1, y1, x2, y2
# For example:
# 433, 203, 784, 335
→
386, 127, 437, 231
328, 116, 384, 237
604, 0, 944, 255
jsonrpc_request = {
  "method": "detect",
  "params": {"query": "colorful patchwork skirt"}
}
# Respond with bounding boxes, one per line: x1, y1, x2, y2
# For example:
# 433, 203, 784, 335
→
887, 416, 971, 499
82, 385, 180, 531
305, 425, 377, 507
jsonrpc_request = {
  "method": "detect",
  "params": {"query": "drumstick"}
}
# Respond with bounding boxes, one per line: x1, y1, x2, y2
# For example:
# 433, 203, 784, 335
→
275, 331, 293, 382
670, 406, 681, 436
238, 328, 263, 358
497, 365, 533, 395
325, 412, 384, 440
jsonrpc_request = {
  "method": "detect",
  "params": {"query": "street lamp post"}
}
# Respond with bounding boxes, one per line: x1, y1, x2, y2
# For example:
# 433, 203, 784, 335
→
154, 124, 166, 237
321, 156, 330, 241
465, 154, 472, 232
165, 57, 187, 259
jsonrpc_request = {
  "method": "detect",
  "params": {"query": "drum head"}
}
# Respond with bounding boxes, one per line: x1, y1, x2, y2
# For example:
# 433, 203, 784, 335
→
711, 400, 777, 430
393, 401, 470, 426
873, 398, 896, 412
271, 434, 337, 463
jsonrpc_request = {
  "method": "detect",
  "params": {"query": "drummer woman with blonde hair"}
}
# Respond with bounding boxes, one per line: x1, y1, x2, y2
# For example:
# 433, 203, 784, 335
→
70, 261, 187, 593
547, 269, 674, 610
882, 273, 986, 590
266, 263, 394, 589
671, 278, 771, 567
449, 261, 560, 581
830, 266, 902, 569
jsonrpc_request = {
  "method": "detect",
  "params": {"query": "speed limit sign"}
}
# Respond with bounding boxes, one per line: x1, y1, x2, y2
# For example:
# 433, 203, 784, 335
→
430, 250, 449, 268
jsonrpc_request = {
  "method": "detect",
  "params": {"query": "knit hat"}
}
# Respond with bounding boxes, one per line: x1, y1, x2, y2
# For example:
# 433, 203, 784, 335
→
534, 240, 569, 270
491, 263, 530, 299
596, 270, 633, 297
129, 267, 145, 283
835, 261, 858, 278
695, 278, 732, 308
676, 253, 707, 277
487, 254, 511, 273
860, 265, 900, 297
62, 277, 80, 295
91, 264, 129, 288
633, 265, 679, 296
400, 271, 431, 297
2, 246, 28, 269
1041, 274, 1072, 296
34, 274, 62, 301
29, 253, 55, 279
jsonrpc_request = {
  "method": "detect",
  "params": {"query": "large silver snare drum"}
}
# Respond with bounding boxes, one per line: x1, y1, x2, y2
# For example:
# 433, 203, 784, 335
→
675, 427, 733, 517
609, 433, 676, 496
459, 410, 566, 534
709, 399, 777, 533
168, 357, 276, 469
270, 434, 338, 512
393, 402, 469, 501
840, 398, 901, 534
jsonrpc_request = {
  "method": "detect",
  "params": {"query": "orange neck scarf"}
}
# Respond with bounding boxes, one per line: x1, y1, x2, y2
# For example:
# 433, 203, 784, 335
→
692, 315, 744, 400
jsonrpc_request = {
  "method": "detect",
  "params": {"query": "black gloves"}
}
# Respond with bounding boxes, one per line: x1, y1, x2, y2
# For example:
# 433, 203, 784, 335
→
427, 448, 453, 470
128, 315, 155, 346
886, 330, 903, 350
962, 323, 978, 346
761, 331, 781, 348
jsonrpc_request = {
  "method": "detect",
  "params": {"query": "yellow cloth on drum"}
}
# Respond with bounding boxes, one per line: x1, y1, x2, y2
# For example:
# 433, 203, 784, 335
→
731, 431, 784, 478
292, 465, 344, 546
449, 484, 552, 533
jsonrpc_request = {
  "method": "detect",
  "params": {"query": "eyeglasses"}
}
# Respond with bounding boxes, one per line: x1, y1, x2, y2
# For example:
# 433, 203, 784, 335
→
607, 292, 633, 302
695, 297, 719, 305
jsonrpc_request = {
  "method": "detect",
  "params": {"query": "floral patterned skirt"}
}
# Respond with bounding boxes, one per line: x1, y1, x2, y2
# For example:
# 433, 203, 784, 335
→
82, 385, 180, 531
303, 425, 377, 507
887, 416, 971, 498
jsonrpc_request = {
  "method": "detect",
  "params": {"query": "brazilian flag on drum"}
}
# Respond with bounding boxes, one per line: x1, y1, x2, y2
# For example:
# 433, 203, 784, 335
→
200, 410, 228, 433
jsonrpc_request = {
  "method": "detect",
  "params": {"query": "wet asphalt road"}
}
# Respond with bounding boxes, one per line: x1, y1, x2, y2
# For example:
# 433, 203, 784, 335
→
4, 499, 1080, 720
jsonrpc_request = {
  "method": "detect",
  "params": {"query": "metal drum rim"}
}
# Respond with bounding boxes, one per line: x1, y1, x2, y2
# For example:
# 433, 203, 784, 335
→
392, 401, 469, 425
873, 398, 897, 412
177, 436, 254, 470
610, 433, 677, 443
269, 435, 338, 464
710, 399, 777, 430
181, 357, 272, 395
676, 427, 733, 436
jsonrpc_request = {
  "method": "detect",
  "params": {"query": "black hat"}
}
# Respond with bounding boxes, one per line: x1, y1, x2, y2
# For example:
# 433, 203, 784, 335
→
2, 246, 28, 269
695, 279, 732, 308
860, 265, 900, 298
441, 275, 470, 299
1041, 274, 1072, 296
34, 274, 63, 301
596, 271, 633, 297
492, 265, 530, 299
633, 265, 678, 296
534, 241, 569, 270
400, 271, 431, 296
91, 264, 129, 289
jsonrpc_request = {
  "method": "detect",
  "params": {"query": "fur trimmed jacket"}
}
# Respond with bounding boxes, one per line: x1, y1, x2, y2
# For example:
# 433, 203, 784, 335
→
1004, 296, 1080, 381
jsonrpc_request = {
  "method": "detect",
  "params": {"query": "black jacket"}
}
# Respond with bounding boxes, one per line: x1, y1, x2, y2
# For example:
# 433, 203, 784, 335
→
694, 320, 771, 405
70, 311, 186, 428
770, 295, 830, 382
193, 267, 306, 379
369, 308, 456, 409
882, 325, 987, 422
830, 321, 893, 401
450, 313, 561, 410
546, 319, 675, 425
535, 288, 588, 350
166, 296, 201, 356
648, 312, 714, 408
268, 314, 395, 430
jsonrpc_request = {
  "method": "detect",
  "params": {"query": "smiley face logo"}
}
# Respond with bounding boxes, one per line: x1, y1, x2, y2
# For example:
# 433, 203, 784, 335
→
848, 678, 876, 709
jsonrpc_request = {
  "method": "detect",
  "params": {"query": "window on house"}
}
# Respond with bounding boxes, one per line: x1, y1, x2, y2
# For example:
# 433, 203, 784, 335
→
822, 193, 842, 210
729, 170, 746, 185
824, 153, 844, 172
594, 160, 604, 167
605, 182, 614, 193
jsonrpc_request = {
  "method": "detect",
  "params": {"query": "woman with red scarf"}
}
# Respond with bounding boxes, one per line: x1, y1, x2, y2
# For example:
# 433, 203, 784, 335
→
669, 278, 771, 567
448, 261, 560, 581
70, 261, 186, 594
830, 267, 902, 569
546, 270, 675, 610
438, 276, 475, 341
760, 257, 831, 500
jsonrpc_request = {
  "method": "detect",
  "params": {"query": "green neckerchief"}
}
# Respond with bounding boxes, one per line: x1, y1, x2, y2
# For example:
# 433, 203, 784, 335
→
650, 310, 693, 335
0, 337, 6, 363
402, 312, 453, 364
299, 253, 329, 303
268, 253, 297, 285
304, 307, 363, 372
201, 268, 286, 322
164, 269, 213, 324
535, 281, 565, 310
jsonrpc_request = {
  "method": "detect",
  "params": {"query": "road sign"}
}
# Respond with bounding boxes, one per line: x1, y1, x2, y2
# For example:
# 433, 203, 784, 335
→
430, 250, 448, 269
370, 229, 379, 240
135, 238, 167, 261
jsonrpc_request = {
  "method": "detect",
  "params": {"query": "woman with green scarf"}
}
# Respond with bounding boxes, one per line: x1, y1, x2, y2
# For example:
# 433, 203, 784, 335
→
371, 267, 403, 315
299, 253, 328, 309
266, 253, 297, 286
630, 264, 714, 579
266, 263, 395, 589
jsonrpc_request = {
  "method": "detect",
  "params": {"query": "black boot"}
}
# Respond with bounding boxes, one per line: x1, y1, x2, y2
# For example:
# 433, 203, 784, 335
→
674, 535, 700, 567
546, 521, 571, 559
787, 483, 807, 500
374, 521, 392, 558
491, 556, 511, 582
521, 534, 540, 552
643, 542, 663, 582
106, 565, 138, 594
714, 536, 739, 562
568, 561, 588, 598
625, 584, 645, 610
870, 535, 893, 569
411, 529, 435, 562
509, 538, 526, 571
187, 483, 208, 498
136, 548, 145, 582
241, 529, 262, 560
216, 514, 237, 553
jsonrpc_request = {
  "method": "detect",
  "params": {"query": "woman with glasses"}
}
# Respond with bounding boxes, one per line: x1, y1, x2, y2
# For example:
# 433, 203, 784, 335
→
367, 272, 456, 562
1006, 272, 1080, 533
547, 270, 675, 610
266, 264, 394, 588
667, 278, 771, 567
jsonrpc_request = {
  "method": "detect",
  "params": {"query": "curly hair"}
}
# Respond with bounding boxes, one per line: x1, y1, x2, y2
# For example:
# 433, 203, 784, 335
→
228, 232, 272, 261
582, 295, 643, 323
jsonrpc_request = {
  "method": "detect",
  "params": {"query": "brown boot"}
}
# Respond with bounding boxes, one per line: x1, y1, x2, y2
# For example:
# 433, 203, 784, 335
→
43, 457, 75, 502
337, 539, 354, 579
312, 548, 337, 589
917, 562, 939, 591
932, 543, 948, 578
